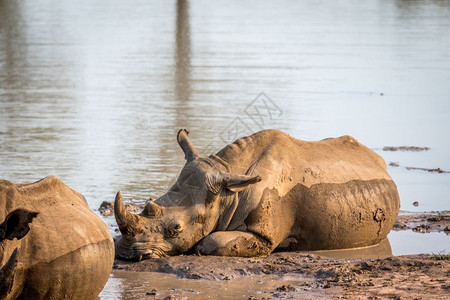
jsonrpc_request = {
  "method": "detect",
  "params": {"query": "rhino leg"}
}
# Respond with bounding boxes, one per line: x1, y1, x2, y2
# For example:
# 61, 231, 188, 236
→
0, 248, 19, 298
195, 231, 272, 257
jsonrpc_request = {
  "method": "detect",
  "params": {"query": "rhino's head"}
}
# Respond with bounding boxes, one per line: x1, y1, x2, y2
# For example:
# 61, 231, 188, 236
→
114, 129, 261, 260
0, 209, 38, 298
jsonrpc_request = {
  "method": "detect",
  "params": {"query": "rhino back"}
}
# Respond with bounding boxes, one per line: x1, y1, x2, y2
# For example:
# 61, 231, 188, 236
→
0, 176, 114, 299
214, 130, 390, 188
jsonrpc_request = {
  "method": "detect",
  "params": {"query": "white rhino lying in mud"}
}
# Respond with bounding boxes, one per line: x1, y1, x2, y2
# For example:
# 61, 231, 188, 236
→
0, 176, 114, 300
114, 129, 400, 260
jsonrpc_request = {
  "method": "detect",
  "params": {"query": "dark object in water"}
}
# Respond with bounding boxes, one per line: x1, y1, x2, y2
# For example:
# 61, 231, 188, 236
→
383, 146, 430, 152
406, 167, 449, 174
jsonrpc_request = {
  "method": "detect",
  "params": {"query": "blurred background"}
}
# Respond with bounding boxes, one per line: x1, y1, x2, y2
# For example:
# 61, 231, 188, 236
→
1, 0, 449, 257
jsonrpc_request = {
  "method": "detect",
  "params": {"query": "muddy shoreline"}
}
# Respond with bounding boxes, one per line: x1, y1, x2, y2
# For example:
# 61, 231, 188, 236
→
114, 252, 449, 299
111, 211, 450, 299
393, 210, 450, 233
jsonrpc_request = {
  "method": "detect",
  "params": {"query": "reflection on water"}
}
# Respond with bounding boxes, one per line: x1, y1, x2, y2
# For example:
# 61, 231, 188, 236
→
100, 270, 309, 300
1, 0, 449, 250
2, 1, 449, 297
175, 0, 191, 103
388, 230, 450, 256
304, 238, 392, 260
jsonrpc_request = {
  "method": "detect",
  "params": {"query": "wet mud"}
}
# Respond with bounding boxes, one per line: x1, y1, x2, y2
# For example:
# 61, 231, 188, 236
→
113, 252, 450, 299
393, 211, 450, 233
104, 205, 450, 298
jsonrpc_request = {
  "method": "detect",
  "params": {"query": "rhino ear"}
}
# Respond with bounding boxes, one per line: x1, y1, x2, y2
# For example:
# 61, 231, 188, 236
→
0, 209, 38, 241
223, 173, 262, 193
141, 201, 163, 218
177, 129, 199, 162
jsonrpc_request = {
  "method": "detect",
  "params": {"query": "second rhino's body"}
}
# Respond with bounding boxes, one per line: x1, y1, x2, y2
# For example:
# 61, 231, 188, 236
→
114, 129, 400, 259
0, 176, 114, 299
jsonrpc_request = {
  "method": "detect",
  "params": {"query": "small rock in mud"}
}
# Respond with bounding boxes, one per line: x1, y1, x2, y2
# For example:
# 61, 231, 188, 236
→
315, 268, 335, 279
272, 284, 296, 298
146, 289, 157, 296
389, 162, 400, 167
99, 201, 114, 216
412, 223, 432, 232
360, 261, 372, 271
275, 284, 296, 292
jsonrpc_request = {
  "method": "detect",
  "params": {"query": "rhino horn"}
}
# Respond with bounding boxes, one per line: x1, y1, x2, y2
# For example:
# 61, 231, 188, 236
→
0, 248, 19, 298
177, 129, 199, 162
114, 191, 144, 236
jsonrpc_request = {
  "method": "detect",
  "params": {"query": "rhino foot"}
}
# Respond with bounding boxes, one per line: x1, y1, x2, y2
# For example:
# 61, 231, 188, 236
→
195, 231, 272, 257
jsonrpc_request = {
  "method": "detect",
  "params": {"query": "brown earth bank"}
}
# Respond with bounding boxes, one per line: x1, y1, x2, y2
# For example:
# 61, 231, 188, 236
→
114, 252, 450, 299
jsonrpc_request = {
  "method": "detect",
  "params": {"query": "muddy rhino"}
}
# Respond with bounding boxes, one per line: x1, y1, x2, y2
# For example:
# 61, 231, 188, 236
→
114, 129, 399, 259
0, 176, 114, 300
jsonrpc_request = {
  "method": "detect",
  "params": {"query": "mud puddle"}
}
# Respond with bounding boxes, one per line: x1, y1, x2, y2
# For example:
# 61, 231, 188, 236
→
303, 238, 392, 259
103, 230, 449, 299
100, 271, 321, 299
102, 251, 450, 299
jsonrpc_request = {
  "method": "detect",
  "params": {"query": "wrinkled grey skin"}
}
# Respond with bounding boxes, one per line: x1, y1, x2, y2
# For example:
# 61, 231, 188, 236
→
114, 129, 399, 259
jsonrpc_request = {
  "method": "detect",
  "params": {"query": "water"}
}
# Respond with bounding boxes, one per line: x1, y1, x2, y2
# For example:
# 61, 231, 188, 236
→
1, 0, 449, 297
100, 271, 315, 300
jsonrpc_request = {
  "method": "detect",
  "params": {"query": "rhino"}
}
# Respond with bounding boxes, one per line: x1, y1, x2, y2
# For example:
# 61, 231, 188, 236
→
0, 176, 114, 300
114, 129, 399, 260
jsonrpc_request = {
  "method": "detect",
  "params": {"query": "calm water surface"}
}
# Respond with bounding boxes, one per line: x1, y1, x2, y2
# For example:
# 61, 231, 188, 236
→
1, 0, 449, 297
